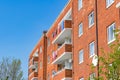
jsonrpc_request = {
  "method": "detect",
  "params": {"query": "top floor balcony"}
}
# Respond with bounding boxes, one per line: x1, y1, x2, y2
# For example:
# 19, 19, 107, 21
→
52, 20, 72, 44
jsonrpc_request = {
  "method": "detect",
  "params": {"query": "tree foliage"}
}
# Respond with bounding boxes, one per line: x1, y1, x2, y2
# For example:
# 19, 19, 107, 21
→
0, 58, 24, 80
92, 30, 120, 80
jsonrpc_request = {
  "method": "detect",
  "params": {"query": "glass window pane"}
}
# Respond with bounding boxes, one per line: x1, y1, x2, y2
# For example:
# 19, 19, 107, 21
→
79, 49, 84, 63
89, 42, 95, 57
79, 23, 83, 36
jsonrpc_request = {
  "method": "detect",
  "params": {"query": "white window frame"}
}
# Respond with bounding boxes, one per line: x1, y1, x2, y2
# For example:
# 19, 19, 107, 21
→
88, 11, 94, 28
47, 38, 50, 47
40, 46, 42, 53
89, 41, 95, 57
106, 0, 114, 8
79, 23, 83, 37
52, 70, 56, 77
78, 0, 82, 10
40, 62, 42, 69
90, 73, 96, 80
79, 77, 84, 80
47, 55, 50, 64
79, 49, 84, 64
107, 23, 115, 44
47, 73, 50, 80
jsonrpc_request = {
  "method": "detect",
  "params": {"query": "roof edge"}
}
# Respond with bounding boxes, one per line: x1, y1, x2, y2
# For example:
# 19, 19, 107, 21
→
46, 0, 72, 35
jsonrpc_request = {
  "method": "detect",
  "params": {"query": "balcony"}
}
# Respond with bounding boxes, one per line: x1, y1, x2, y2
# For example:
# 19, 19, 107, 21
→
29, 56, 38, 67
28, 63, 38, 77
52, 43, 72, 64
29, 71, 38, 80
29, 58, 33, 67
33, 57, 38, 62
28, 68, 33, 75
52, 20, 72, 44
53, 69, 72, 80
31, 77, 38, 80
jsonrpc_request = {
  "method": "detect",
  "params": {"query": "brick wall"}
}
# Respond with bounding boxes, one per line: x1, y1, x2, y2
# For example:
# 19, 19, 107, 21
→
28, 0, 120, 80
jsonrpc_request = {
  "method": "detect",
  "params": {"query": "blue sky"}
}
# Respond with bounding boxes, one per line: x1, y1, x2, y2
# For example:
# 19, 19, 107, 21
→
0, 0, 68, 79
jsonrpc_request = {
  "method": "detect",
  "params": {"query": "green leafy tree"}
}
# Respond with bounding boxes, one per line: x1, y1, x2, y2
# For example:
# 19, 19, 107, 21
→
0, 58, 24, 80
91, 29, 120, 80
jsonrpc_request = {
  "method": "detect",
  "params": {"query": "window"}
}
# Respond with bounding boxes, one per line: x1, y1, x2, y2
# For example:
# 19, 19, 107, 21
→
52, 33, 54, 38
78, 0, 82, 10
79, 49, 84, 64
107, 23, 115, 44
106, 0, 114, 8
34, 63, 38, 68
52, 70, 56, 77
40, 46, 42, 53
39, 77, 42, 80
47, 55, 50, 64
40, 62, 42, 69
89, 42, 95, 57
52, 51, 57, 60
80, 78, 84, 80
47, 38, 50, 47
88, 11, 94, 27
79, 23, 83, 37
47, 73, 50, 80
90, 73, 95, 80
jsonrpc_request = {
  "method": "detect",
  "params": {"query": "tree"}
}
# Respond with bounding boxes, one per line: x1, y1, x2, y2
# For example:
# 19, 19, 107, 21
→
0, 58, 24, 80
91, 29, 120, 80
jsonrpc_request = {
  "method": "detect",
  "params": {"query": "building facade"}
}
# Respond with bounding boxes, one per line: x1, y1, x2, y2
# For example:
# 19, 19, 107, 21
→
28, 0, 120, 80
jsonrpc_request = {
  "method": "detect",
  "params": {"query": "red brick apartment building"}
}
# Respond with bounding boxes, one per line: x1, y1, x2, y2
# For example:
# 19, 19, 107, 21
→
28, 0, 120, 80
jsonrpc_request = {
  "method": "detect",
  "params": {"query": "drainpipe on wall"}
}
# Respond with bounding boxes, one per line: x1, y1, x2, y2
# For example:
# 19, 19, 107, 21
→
43, 30, 47, 80
95, 0, 99, 78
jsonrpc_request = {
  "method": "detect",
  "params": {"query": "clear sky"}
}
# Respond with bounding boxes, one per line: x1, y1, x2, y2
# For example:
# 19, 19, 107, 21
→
0, 0, 68, 79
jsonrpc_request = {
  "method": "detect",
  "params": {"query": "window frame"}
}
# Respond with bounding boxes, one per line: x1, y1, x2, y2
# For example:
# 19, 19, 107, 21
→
79, 49, 84, 64
47, 55, 50, 64
47, 38, 50, 47
106, 0, 114, 8
107, 23, 115, 44
40, 61, 42, 69
78, 0, 82, 10
79, 77, 84, 80
78, 22, 83, 37
89, 41, 95, 58
89, 73, 96, 80
47, 73, 50, 80
88, 11, 94, 28
40, 46, 42, 53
